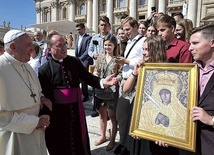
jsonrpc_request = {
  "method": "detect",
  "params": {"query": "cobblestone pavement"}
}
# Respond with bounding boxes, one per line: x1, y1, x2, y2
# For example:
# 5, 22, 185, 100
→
84, 95, 120, 155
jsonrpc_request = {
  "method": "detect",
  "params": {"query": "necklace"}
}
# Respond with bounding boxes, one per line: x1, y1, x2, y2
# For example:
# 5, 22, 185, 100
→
4, 55, 37, 103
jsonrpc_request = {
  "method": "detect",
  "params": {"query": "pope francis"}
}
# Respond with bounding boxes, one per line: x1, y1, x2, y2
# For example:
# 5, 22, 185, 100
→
0, 30, 51, 155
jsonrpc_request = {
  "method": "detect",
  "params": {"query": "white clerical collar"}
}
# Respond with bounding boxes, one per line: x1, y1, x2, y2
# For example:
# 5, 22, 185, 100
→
4, 52, 24, 66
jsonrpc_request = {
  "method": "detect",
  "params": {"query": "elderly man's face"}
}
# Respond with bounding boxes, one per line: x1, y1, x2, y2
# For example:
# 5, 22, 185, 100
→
50, 35, 67, 60
34, 32, 43, 42
13, 34, 34, 62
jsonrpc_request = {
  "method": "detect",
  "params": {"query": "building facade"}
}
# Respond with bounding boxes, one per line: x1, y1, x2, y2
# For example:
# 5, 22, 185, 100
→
34, 0, 214, 33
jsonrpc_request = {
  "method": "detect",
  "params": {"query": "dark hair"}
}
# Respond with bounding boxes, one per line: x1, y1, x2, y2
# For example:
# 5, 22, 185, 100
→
76, 23, 85, 29
189, 24, 214, 41
104, 35, 118, 56
0, 40, 4, 46
120, 14, 129, 21
46, 31, 60, 47
139, 21, 149, 29
146, 23, 158, 36
99, 16, 110, 25
173, 12, 184, 19
156, 14, 176, 28
159, 88, 171, 103
33, 42, 40, 54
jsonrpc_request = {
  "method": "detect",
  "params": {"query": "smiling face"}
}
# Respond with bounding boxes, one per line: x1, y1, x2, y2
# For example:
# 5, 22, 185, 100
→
49, 35, 67, 60
123, 22, 138, 40
104, 40, 115, 56
12, 34, 34, 62
175, 24, 185, 40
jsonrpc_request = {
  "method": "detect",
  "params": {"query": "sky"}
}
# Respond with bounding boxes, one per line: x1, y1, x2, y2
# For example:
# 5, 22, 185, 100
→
0, 0, 36, 29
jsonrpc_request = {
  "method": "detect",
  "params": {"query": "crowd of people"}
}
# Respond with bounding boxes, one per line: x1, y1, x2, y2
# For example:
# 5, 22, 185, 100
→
0, 10, 214, 155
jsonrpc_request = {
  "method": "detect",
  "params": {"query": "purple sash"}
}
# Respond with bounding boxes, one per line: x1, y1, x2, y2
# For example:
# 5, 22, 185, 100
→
54, 88, 78, 104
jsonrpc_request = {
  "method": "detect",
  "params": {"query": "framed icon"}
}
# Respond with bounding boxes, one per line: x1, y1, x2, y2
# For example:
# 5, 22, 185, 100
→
129, 63, 198, 152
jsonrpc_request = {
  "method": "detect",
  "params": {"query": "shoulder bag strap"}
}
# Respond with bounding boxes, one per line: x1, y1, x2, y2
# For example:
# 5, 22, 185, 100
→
125, 36, 143, 59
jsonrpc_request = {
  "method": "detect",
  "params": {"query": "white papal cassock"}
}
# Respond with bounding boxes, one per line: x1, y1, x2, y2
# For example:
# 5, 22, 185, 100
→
0, 52, 47, 155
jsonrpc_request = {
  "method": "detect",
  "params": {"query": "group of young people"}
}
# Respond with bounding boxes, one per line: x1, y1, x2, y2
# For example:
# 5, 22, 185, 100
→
0, 11, 214, 155
88, 13, 214, 155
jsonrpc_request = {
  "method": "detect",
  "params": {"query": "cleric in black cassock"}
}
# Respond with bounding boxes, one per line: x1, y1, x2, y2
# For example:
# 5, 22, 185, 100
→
38, 33, 116, 155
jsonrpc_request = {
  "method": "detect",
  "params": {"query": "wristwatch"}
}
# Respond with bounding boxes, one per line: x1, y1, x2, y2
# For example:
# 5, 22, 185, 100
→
211, 116, 214, 127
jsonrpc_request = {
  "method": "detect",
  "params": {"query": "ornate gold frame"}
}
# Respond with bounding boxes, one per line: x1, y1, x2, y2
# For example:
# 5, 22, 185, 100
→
129, 63, 198, 152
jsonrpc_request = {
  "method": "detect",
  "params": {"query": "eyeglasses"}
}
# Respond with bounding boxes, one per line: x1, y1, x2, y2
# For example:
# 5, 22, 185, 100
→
51, 43, 67, 50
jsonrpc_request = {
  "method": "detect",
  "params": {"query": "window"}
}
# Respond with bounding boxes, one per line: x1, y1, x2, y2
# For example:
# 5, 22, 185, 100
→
139, 15, 146, 21
62, 7, 67, 19
44, 7, 50, 22
119, 0, 126, 7
80, 3, 85, 15
103, 3, 106, 12
140, 0, 146, 5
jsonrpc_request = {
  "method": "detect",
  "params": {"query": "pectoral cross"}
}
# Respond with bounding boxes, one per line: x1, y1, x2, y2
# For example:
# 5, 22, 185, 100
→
30, 91, 37, 103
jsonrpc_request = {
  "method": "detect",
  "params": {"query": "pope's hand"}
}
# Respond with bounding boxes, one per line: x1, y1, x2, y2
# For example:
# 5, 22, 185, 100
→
36, 115, 50, 130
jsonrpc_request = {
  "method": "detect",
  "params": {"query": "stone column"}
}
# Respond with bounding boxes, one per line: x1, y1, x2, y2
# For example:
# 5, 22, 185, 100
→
36, 7, 41, 24
107, 0, 113, 32
158, 0, 166, 14
51, 2, 58, 21
69, 1, 75, 22
93, 0, 99, 33
147, 0, 156, 16
87, 0, 92, 29
187, 0, 197, 27
129, 0, 137, 18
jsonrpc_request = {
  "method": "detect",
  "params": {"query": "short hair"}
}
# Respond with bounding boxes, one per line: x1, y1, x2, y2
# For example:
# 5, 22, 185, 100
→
76, 23, 85, 29
46, 31, 60, 47
0, 40, 4, 46
121, 16, 139, 28
173, 12, 184, 19
156, 14, 176, 28
189, 24, 214, 41
34, 30, 43, 36
33, 42, 40, 54
99, 16, 110, 25
120, 14, 129, 21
